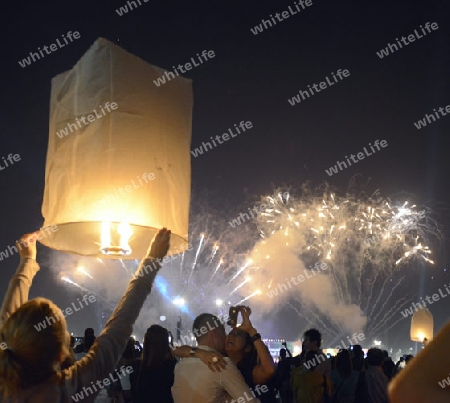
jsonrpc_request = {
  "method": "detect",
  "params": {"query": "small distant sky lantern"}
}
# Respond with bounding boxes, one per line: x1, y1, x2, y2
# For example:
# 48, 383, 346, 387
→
40, 38, 192, 259
410, 308, 433, 343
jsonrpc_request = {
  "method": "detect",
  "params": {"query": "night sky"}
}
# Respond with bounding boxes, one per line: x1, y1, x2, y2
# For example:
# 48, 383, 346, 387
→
1, 0, 450, 352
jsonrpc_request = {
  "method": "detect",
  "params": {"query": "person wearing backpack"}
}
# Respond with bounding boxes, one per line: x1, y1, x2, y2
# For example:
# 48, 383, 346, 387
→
291, 350, 331, 403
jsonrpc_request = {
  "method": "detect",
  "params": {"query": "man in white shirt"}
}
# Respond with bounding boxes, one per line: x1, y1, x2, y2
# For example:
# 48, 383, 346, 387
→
172, 313, 260, 403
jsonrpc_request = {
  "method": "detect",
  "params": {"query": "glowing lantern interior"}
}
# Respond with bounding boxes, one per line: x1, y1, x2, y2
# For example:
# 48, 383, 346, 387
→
40, 38, 192, 259
410, 308, 433, 342
100, 222, 132, 256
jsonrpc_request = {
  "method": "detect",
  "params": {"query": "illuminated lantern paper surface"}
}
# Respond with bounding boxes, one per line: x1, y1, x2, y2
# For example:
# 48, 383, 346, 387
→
410, 308, 433, 342
41, 38, 192, 259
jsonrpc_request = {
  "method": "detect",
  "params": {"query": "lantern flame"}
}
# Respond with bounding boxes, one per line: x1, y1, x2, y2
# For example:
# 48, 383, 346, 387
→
118, 222, 132, 252
100, 221, 132, 256
101, 222, 111, 249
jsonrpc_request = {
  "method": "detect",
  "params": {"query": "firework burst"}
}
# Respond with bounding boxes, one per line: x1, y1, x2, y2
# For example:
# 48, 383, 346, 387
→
238, 183, 442, 339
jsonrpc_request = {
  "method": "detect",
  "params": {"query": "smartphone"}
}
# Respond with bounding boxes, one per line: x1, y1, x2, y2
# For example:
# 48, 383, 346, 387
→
227, 306, 239, 327
168, 331, 173, 344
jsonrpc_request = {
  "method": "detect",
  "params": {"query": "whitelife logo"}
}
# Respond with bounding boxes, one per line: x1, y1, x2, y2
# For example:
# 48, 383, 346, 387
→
0, 153, 21, 172
414, 104, 450, 130
250, 0, 313, 35
0, 226, 58, 261
400, 283, 450, 319
34, 294, 96, 332
228, 192, 289, 228
172, 316, 225, 348
303, 333, 366, 369
376, 22, 439, 59
325, 140, 388, 177
287, 69, 350, 106
93, 172, 156, 208
191, 121, 253, 157
71, 366, 133, 402
224, 385, 270, 403
266, 263, 328, 299
56, 102, 118, 139
153, 50, 216, 87
18, 31, 81, 68
115, 0, 149, 16
136, 242, 194, 279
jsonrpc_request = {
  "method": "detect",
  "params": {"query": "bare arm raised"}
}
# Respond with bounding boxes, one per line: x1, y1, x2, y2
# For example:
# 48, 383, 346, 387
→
0, 232, 40, 327
237, 305, 276, 385
64, 228, 171, 400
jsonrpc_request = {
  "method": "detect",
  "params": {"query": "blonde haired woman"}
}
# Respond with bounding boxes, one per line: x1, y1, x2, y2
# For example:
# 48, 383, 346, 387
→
0, 228, 170, 402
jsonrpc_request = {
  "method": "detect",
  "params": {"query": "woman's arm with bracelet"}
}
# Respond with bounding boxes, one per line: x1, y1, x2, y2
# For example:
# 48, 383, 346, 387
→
238, 306, 276, 385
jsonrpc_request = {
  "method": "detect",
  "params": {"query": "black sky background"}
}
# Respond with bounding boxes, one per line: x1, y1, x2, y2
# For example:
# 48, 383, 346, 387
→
1, 0, 449, 350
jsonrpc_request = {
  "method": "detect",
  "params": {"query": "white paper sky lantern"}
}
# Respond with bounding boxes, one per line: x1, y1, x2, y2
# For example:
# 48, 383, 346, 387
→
410, 308, 433, 342
40, 38, 192, 259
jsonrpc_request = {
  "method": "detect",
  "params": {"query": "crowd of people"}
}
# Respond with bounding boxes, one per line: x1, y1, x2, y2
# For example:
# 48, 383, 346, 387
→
0, 229, 448, 402
70, 309, 278, 402
274, 329, 415, 403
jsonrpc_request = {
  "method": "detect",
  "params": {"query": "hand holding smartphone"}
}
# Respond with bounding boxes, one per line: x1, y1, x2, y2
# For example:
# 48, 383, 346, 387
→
227, 306, 239, 327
